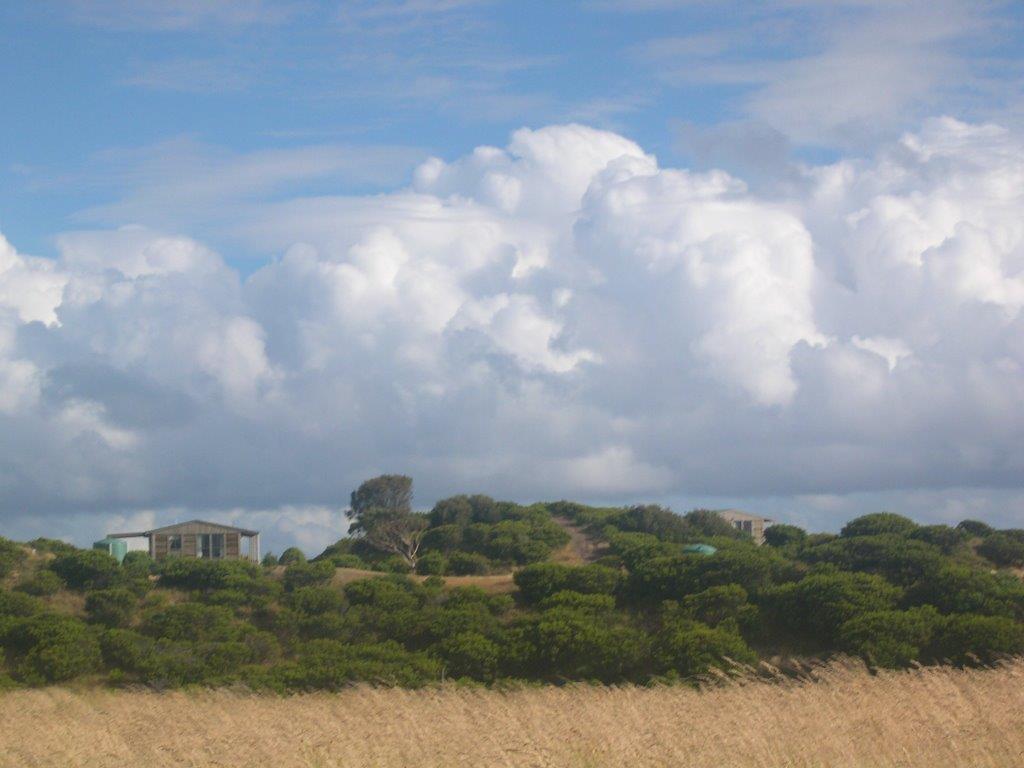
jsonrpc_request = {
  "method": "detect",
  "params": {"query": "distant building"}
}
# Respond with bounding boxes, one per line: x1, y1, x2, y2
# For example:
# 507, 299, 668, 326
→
716, 509, 773, 545
106, 520, 261, 562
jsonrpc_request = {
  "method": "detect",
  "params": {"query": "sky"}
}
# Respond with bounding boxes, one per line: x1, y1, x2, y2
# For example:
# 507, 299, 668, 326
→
2, 0, 1024, 555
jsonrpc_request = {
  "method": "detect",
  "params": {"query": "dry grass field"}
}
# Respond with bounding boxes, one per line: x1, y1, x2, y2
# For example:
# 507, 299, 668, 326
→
2, 660, 1023, 768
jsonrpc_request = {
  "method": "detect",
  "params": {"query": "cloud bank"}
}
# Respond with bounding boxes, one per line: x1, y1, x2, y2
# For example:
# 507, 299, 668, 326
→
2, 118, 1023, 549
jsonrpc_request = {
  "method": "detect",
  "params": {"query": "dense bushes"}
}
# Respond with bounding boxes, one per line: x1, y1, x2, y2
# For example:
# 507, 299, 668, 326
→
514, 563, 621, 604
49, 550, 120, 590
2, 500, 1024, 691
0, 537, 26, 579
977, 532, 1024, 567
2, 614, 101, 684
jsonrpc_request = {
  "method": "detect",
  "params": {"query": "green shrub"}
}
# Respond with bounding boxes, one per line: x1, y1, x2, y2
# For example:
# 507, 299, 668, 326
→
765, 572, 901, 647
436, 631, 500, 680
956, 519, 994, 538
654, 620, 757, 678
141, 603, 240, 642
680, 584, 758, 631
49, 550, 120, 590
121, 552, 156, 578
908, 525, 967, 552
840, 513, 917, 538
903, 566, 1024, 620
977, 533, 1024, 567
0, 589, 44, 618
85, 588, 138, 628
3, 614, 101, 684
447, 552, 490, 575
839, 606, 941, 667
415, 551, 447, 575
377, 556, 413, 574
278, 547, 307, 566
505, 606, 648, 682
287, 586, 344, 615
764, 524, 807, 548
931, 614, 1024, 664
27, 538, 79, 557
0, 537, 27, 579
274, 640, 441, 689
514, 563, 621, 604
16, 570, 64, 596
800, 534, 944, 585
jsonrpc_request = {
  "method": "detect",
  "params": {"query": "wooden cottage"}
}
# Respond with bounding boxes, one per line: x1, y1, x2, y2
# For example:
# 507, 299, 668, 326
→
715, 509, 773, 545
107, 520, 261, 562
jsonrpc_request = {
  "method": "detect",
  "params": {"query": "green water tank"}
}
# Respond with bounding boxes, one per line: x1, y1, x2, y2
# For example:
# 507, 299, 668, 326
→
682, 543, 717, 556
93, 538, 128, 564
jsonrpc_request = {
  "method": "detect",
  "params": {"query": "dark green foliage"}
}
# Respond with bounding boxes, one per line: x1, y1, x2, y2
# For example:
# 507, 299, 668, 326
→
504, 601, 648, 682
908, 525, 967, 552
269, 640, 441, 690
3, 614, 101, 684
0, 589, 44, 617
157, 558, 279, 606
839, 606, 941, 667
0, 537, 27, 579
141, 603, 240, 642
629, 547, 790, 603
680, 584, 758, 632
903, 566, 1024, 619
16, 570, 64, 596
653, 620, 757, 678
121, 551, 156, 578
415, 551, 446, 575
605, 531, 677, 570
682, 510, 746, 540
85, 588, 138, 628
514, 563, 622, 604
429, 495, 504, 526
931, 614, 1024, 664
840, 513, 917, 538
287, 586, 344, 615
278, 547, 307, 566
977, 533, 1024, 567
764, 524, 807, 548
447, 552, 490, 575
420, 505, 568, 568
49, 549, 120, 590
608, 505, 691, 542
262, 552, 279, 567
350, 474, 413, 518
436, 632, 499, 680
1, 501, 1023, 688
957, 519, 995, 538
282, 561, 335, 592
26, 538, 79, 557
765, 572, 901, 647
800, 534, 944, 585
604, 505, 742, 544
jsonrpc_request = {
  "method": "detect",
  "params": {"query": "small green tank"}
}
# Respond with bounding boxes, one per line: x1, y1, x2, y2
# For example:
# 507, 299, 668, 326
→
93, 537, 128, 564
682, 543, 717, 556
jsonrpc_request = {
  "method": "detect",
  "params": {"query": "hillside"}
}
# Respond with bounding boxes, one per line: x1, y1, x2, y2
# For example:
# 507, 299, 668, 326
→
1, 490, 1024, 692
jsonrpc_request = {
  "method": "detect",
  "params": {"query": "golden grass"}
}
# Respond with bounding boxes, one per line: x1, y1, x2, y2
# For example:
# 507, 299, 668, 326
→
2, 660, 1023, 767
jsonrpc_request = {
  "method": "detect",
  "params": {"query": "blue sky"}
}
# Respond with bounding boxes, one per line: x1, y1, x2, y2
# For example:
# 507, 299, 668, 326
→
2, 1, 1024, 553
5, 1, 1022, 262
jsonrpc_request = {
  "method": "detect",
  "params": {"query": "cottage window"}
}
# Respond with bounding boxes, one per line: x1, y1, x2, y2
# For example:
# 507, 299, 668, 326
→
168, 535, 182, 556
198, 533, 225, 559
